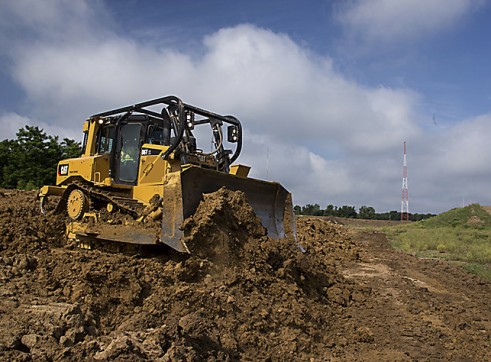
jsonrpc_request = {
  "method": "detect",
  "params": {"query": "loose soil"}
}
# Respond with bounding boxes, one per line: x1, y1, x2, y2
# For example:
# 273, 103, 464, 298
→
0, 190, 489, 361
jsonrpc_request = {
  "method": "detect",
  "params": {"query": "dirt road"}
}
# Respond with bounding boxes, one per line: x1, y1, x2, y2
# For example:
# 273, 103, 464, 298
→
0, 190, 489, 361
336, 228, 491, 361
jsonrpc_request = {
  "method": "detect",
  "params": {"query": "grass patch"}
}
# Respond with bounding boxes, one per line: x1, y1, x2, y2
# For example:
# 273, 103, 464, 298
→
463, 263, 491, 281
422, 203, 491, 228
382, 204, 491, 281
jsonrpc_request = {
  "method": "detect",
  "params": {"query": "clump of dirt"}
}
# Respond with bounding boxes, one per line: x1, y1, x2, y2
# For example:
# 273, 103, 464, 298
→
296, 217, 360, 263
0, 190, 66, 254
181, 187, 266, 263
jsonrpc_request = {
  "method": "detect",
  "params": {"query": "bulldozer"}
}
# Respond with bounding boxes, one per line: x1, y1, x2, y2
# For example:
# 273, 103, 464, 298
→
39, 95, 295, 253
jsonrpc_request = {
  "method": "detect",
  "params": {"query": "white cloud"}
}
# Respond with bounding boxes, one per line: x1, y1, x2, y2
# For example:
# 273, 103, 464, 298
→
0, 0, 110, 45
337, 0, 482, 45
9, 22, 421, 154
0, 113, 33, 140
417, 114, 491, 179
404, 113, 491, 211
1, 0, 490, 213
241, 132, 355, 207
0, 112, 79, 141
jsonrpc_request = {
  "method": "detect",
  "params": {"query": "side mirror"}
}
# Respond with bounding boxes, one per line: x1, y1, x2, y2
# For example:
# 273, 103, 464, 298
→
227, 125, 239, 143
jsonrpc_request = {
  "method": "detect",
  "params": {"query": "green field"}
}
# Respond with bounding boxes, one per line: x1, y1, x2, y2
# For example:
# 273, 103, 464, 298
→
383, 204, 491, 281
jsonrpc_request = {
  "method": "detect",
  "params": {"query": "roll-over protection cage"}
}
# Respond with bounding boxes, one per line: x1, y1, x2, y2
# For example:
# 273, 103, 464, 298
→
90, 95, 242, 173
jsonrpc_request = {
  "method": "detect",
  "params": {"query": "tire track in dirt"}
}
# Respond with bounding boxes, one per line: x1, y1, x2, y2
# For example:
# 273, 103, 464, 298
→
337, 230, 491, 361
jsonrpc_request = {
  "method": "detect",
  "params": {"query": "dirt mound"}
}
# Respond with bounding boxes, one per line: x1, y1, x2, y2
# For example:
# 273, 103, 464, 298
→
0, 189, 359, 360
296, 217, 360, 262
0, 190, 66, 254
181, 187, 266, 262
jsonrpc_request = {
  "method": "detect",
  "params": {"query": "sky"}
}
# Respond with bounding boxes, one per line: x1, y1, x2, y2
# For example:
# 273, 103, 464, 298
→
0, 0, 490, 213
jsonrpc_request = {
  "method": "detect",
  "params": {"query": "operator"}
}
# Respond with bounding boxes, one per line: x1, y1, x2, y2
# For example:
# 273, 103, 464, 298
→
121, 139, 139, 162
119, 138, 140, 182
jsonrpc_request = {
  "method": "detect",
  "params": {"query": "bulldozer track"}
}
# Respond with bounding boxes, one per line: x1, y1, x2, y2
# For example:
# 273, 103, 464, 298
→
74, 181, 145, 218
56, 181, 145, 219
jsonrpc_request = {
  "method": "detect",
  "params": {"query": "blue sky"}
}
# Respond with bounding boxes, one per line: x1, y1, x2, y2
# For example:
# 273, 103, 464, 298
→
1, 0, 490, 213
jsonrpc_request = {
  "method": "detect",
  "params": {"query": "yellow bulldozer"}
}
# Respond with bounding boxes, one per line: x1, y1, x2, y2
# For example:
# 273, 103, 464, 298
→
39, 96, 295, 253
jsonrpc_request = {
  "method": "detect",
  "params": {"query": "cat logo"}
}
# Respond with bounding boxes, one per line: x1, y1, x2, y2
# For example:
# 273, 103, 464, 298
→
58, 164, 69, 176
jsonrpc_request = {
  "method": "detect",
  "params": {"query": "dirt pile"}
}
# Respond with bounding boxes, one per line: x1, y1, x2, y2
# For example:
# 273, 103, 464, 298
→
0, 189, 359, 360
0, 190, 65, 254
181, 187, 266, 262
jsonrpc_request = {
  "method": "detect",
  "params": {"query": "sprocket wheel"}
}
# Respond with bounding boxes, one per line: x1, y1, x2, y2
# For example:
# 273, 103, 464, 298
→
66, 188, 88, 220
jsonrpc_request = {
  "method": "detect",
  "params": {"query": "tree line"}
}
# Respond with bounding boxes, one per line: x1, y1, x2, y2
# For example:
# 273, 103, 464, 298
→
0, 126, 81, 190
294, 203, 435, 221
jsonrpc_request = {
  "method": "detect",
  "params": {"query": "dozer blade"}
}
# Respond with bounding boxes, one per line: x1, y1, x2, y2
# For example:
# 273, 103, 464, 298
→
162, 165, 296, 253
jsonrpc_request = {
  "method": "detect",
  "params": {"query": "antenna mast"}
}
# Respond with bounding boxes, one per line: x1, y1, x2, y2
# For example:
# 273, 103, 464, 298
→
401, 141, 409, 221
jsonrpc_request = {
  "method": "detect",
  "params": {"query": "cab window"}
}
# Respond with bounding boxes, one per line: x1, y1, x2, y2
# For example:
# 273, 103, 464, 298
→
146, 125, 164, 145
81, 131, 88, 155
118, 123, 142, 183
96, 125, 115, 154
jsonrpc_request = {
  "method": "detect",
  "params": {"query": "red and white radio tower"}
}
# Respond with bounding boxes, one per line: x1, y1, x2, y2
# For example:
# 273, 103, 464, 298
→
401, 141, 409, 221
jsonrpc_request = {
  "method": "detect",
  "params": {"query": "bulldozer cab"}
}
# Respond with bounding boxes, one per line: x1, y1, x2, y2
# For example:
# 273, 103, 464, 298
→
88, 96, 243, 186
91, 115, 164, 185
